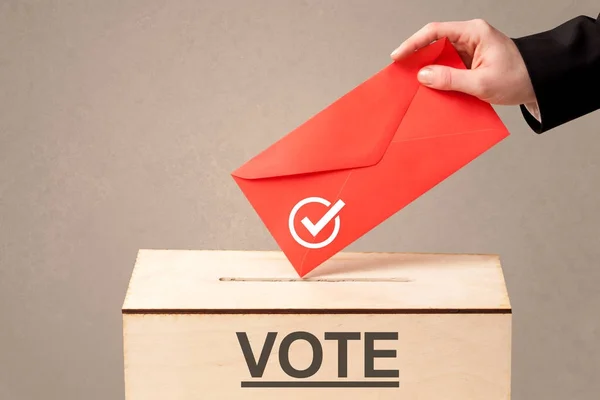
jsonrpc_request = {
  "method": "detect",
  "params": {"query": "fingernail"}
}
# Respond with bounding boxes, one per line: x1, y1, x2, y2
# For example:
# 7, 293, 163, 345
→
390, 48, 401, 58
417, 67, 433, 85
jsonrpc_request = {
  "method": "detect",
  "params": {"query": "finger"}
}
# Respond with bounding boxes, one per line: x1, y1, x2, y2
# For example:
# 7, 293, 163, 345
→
390, 21, 469, 60
416, 65, 484, 97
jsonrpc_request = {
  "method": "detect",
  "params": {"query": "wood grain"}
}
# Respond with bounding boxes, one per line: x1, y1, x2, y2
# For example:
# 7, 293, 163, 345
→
122, 250, 511, 312
123, 313, 511, 399
122, 250, 512, 399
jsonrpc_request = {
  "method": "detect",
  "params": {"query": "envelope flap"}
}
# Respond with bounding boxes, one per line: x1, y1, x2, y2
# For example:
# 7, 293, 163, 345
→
232, 39, 453, 180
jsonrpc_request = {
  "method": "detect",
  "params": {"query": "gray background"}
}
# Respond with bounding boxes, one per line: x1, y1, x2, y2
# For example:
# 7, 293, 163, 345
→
1, 1, 599, 399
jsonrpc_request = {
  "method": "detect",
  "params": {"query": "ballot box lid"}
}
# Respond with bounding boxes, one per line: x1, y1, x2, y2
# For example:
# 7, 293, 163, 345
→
122, 250, 511, 314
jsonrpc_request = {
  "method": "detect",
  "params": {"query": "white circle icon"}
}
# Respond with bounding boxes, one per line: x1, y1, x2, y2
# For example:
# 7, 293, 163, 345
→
288, 197, 346, 249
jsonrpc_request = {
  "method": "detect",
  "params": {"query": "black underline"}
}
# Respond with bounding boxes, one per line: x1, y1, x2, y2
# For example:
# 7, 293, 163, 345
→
241, 380, 400, 388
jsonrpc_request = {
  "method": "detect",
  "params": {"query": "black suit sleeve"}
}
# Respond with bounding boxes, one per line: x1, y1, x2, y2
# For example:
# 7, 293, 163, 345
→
512, 14, 600, 133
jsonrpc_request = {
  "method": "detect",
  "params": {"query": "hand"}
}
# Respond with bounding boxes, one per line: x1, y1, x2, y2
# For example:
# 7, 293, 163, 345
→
390, 19, 537, 107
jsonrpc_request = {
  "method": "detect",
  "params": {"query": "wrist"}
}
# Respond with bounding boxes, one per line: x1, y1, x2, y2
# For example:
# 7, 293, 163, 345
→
523, 101, 541, 122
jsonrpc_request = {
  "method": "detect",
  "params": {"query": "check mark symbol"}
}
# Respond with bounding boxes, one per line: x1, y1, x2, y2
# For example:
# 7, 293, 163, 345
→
301, 199, 346, 237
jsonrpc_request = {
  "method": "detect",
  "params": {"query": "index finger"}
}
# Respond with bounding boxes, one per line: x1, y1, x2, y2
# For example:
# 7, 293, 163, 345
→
390, 21, 469, 60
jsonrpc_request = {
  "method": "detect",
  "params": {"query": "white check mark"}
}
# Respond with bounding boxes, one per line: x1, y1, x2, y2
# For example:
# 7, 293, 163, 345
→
300, 199, 346, 237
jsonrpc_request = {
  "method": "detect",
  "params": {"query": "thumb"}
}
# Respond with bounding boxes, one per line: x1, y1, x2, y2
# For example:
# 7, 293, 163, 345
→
417, 65, 481, 96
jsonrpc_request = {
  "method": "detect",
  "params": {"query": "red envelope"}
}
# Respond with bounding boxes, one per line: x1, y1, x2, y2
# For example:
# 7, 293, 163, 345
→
231, 38, 510, 277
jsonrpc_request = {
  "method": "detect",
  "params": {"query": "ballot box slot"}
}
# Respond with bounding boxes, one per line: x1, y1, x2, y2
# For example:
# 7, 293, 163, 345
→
218, 277, 412, 283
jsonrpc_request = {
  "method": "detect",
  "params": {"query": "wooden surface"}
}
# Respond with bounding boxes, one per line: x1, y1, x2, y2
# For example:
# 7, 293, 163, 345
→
122, 250, 512, 399
122, 249, 511, 312
123, 313, 511, 399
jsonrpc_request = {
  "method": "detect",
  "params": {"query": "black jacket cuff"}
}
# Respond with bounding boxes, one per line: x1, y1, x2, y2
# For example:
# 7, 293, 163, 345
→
512, 14, 600, 133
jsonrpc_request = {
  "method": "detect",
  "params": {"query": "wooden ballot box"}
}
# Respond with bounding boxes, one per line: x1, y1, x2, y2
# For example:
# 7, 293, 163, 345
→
122, 250, 512, 399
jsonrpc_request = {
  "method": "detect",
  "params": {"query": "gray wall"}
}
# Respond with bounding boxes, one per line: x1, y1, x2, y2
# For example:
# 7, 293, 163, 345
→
1, 1, 599, 399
